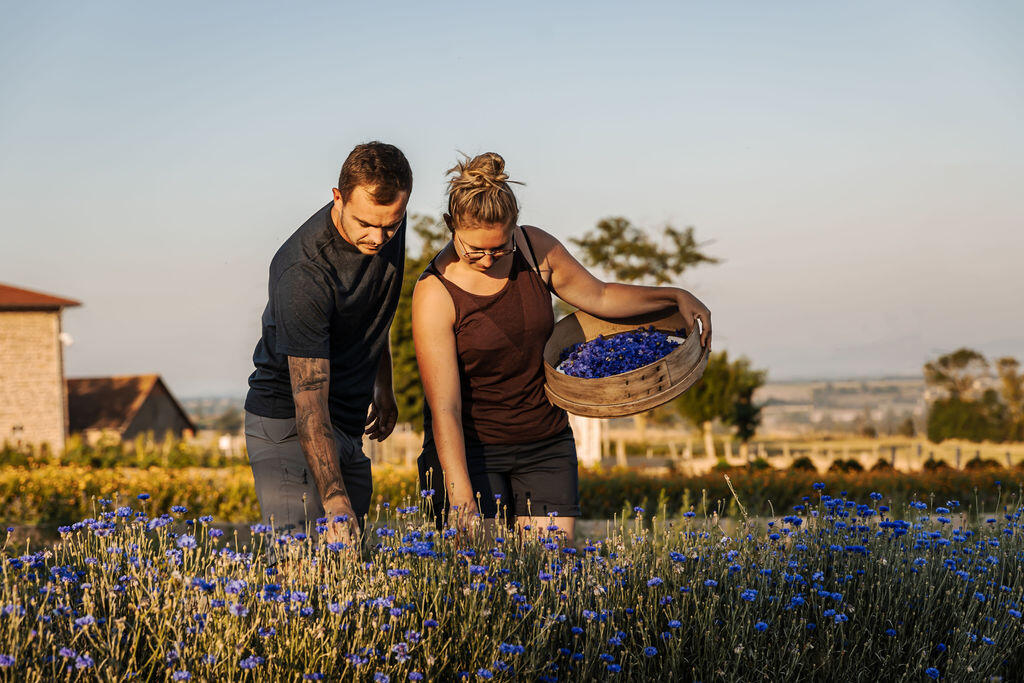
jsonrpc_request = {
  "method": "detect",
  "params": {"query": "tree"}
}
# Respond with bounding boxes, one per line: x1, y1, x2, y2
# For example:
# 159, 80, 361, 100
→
996, 357, 1024, 441
390, 214, 449, 431
674, 351, 766, 458
569, 217, 719, 285
728, 357, 766, 443
926, 390, 1007, 443
923, 348, 989, 399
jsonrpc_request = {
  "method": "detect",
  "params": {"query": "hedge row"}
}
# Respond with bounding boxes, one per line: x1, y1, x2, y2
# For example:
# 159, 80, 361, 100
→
1, 465, 1020, 525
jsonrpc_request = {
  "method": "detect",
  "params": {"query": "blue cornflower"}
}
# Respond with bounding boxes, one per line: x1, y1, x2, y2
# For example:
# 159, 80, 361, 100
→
259, 626, 276, 637
176, 535, 197, 549
741, 589, 757, 601
704, 579, 718, 588
229, 603, 249, 617
423, 618, 439, 628
303, 675, 325, 681
239, 656, 265, 669
374, 674, 390, 683
59, 648, 76, 658
477, 669, 493, 679
668, 620, 681, 628
812, 482, 825, 491
925, 668, 940, 679
0, 655, 13, 667
172, 672, 191, 681
885, 628, 896, 637
75, 654, 94, 669
754, 621, 768, 632
647, 577, 663, 587
409, 674, 424, 681
137, 493, 150, 500
643, 646, 657, 657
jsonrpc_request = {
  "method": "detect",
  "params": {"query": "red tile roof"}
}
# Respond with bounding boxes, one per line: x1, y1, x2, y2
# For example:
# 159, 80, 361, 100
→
67, 375, 196, 434
0, 283, 81, 310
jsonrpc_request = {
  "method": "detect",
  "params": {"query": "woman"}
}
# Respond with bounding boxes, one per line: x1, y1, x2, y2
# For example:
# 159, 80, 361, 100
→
413, 152, 711, 542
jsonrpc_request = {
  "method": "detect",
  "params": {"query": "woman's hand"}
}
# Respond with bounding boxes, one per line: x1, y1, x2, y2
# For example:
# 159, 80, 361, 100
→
675, 290, 712, 348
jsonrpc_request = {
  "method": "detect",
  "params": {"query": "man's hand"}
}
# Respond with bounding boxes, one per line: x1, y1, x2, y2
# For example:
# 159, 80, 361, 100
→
322, 493, 361, 548
365, 385, 398, 441
675, 290, 712, 348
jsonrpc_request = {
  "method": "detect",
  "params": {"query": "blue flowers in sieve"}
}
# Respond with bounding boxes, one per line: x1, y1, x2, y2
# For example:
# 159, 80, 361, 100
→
557, 327, 682, 378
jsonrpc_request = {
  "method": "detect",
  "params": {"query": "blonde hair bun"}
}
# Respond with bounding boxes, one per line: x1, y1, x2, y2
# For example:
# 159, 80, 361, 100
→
446, 152, 522, 226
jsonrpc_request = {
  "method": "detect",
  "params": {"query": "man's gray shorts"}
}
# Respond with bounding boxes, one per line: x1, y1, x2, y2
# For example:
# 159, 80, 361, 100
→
244, 411, 373, 535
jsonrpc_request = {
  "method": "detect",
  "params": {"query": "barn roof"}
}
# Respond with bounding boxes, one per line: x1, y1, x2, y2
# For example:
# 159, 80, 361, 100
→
67, 374, 196, 434
0, 283, 81, 310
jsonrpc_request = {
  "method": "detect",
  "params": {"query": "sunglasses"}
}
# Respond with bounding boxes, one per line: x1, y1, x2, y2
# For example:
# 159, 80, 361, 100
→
455, 231, 517, 262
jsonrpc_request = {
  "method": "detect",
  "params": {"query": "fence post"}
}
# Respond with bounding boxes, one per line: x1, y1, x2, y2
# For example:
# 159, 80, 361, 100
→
955, 446, 962, 470
724, 440, 733, 459
1007, 451, 1013, 469
890, 445, 897, 468
616, 439, 627, 467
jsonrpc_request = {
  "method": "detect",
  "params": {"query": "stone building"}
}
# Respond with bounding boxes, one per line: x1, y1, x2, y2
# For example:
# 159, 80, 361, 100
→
67, 374, 196, 442
0, 283, 81, 449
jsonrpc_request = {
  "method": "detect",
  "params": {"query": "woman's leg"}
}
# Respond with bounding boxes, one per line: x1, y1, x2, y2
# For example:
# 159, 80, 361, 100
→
517, 515, 576, 546
509, 428, 581, 547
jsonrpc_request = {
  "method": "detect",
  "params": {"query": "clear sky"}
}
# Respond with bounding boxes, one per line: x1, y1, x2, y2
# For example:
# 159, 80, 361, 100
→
2, 1, 1021, 398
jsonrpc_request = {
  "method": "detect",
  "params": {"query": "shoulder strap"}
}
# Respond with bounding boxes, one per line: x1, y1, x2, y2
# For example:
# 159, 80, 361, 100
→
517, 226, 547, 285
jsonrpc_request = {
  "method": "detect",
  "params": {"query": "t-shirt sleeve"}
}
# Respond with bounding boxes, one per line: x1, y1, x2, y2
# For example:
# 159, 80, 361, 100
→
272, 264, 333, 358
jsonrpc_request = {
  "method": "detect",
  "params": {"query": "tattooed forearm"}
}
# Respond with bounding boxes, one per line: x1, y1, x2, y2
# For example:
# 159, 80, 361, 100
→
288, 356, 349, 505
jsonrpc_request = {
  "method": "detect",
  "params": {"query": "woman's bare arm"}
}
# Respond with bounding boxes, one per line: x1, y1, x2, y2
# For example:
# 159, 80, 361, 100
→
412, 274, 478, 514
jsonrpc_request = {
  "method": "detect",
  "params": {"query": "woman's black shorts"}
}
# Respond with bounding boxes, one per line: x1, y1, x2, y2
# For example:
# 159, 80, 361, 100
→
417, 427, 580, 526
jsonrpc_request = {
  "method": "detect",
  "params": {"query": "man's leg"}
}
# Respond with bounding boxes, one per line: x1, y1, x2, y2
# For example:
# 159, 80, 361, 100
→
245, 411, 324, 562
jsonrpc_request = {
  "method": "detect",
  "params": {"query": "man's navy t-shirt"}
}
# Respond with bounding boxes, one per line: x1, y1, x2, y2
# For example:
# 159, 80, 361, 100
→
245, 203, 405, 436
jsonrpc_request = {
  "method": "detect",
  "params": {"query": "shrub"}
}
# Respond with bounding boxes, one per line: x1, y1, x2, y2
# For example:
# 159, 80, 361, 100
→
828, 459, 864, 473
964, 456, 1003, 471
871, 459, 893, 471
924, 458, 951, 471
789, 456, 817, 472
748, 457, 772, 471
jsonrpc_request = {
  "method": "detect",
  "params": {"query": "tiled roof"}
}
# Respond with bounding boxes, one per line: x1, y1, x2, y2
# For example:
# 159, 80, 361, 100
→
67, 375, 196, 433
0, 283, 81, 310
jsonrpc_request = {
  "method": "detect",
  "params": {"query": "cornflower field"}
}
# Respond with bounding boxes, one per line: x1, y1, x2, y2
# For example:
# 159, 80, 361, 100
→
1, 483, 1022, 681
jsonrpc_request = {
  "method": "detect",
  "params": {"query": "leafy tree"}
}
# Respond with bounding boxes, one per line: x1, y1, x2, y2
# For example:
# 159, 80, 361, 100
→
674, 351, 766, 458
996, 357, 1024, 441
923, 348, 988, 399
926, 390, 1007, 443
390, 214, 449, 431
570, 217, 719, 285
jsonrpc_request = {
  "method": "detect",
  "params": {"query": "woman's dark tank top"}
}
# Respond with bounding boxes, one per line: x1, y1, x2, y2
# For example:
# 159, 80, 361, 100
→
423, 229, 568, 445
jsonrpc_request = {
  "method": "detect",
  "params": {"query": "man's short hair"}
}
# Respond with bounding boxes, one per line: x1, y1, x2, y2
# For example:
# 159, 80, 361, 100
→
338, 142, 413, 204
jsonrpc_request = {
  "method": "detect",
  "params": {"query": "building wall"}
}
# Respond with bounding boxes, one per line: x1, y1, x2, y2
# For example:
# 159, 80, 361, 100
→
0, 310, 66, 449
123, 383, 193, 441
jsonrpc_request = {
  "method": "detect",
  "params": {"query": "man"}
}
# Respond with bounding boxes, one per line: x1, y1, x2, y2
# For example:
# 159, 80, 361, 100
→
244, 141, 411, 548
